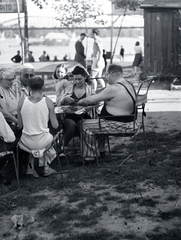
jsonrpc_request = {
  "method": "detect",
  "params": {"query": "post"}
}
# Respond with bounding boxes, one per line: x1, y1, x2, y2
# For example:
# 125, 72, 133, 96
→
24, 0, 29, 63
110, 1, 113, 64
16, 0, 24, 63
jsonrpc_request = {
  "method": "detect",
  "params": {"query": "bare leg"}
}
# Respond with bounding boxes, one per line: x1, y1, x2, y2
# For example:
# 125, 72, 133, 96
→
134, 66, 137, 76
91, 79, 97, 92
91, 69, 98, 91
97, 68, 105, 90
97, 78, 105, 89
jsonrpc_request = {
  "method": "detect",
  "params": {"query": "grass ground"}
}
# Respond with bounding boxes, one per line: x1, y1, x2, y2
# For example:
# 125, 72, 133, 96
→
0, 127, 181, 240
0, 69, 180, 239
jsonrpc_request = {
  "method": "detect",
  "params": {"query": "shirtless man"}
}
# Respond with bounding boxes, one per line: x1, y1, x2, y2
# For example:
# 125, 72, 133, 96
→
78, 64, 136, 159
90, 28, 105, 92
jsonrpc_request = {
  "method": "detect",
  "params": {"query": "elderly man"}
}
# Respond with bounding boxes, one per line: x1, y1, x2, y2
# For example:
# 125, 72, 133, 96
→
12, 63, 35, 101
0, 68, 18, 126
78, 64, 137, 160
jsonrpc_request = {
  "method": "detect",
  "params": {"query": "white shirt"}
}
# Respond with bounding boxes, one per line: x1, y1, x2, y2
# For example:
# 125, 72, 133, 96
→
21, 97, 49, 135
134, 45, 142, 54
0, 112, 15, 142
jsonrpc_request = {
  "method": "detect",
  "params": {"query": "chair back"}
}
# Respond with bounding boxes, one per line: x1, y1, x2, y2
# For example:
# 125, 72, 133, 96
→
0, 136, 7, 153
136, 76, 155, 107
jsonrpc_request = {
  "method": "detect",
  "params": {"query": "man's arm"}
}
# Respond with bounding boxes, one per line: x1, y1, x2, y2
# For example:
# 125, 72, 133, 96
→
46, 97, 59, 129
0, 112, 15, 142
17, 97, 25, 129
78, 85, 115, 106
11, 56, 15, 62
0, 94, 18, 124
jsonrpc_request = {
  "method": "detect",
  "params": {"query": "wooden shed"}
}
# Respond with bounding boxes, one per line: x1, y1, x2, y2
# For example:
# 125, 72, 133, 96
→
140, 0, 181, 76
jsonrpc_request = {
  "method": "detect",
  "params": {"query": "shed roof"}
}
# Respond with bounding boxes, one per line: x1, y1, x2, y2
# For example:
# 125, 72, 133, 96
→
141, 0, 181, 9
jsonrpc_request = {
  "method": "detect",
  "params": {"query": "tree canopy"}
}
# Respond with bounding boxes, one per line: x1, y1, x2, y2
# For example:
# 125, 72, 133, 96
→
31, 0, 104, 27
31, 0, 143, 26
113, 0, 144, 11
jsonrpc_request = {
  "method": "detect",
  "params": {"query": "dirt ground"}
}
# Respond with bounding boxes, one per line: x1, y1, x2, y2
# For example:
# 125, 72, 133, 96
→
0, 108, 181, 240
0, 70, 181, 239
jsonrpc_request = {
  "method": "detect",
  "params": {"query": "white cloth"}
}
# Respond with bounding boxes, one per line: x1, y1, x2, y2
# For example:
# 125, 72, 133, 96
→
0, 112, 15, 142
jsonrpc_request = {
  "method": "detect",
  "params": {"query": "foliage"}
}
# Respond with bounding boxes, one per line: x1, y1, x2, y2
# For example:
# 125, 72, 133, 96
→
30, 0, 144, 26
113, 0, 144, 11
31, 0, 105, 27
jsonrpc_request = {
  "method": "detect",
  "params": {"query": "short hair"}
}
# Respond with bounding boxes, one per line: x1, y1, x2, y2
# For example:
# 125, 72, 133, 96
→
107, 64, 123, 74
135, 41, 140, 46
53, 64, 67, 79
80, 33, 86, 37
92, 28, 100, 36
28, 77, 44, 90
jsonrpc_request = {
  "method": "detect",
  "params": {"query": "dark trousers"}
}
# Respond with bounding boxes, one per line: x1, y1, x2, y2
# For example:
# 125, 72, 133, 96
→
0, 140, 18, 182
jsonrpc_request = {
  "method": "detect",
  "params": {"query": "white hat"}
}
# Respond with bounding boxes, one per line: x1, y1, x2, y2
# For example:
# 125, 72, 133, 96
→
20, 63, 34, 72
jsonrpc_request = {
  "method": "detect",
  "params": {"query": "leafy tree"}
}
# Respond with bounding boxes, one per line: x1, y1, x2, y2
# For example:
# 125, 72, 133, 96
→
113, 0, 144, 11
31, 0, 105, 27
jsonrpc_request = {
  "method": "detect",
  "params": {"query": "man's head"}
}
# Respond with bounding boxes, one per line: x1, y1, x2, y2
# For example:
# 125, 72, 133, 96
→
17, 50, 20, 55
80, 33, 86, 41
106, 64, 123, 85
0, 68, 16, 90
20, 63, 35, 86
28, 77, 44, 91
90, 28, 100, 39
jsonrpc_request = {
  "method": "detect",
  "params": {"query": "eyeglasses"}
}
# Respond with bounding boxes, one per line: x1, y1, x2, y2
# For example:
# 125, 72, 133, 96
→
74, 77, 83, 81
4, 77, 15, 82
105, 72, 112, 77
23, 73, 34, 78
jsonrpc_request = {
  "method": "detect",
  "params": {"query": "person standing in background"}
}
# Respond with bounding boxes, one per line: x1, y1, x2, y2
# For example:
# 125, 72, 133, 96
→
74, 33, 86, 68
120, 46, 124, 62
132, 41, 143, 77
90, 28, 105, 92
102, 49, 107, 75
11, 50, 22, 63
39, 51, 49, 62
28, 51, 35, 62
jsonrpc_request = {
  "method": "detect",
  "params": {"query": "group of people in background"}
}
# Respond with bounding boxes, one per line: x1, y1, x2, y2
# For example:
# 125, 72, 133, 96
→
11, 50, 70, 63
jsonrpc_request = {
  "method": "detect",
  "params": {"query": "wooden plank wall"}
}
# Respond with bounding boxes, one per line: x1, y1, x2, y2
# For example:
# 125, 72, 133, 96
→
144, 9, 178, 75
